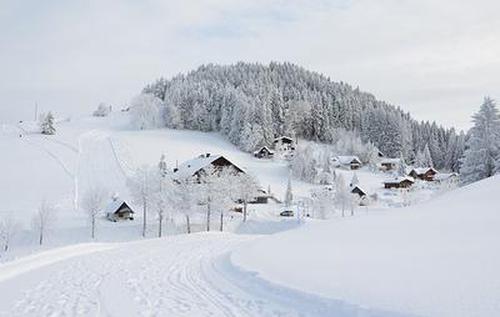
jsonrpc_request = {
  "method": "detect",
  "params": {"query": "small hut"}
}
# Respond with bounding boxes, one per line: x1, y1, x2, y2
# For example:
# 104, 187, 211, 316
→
409, 167, 438, 181
105, 197, 134, 222
333, 156, 362, 170
273, 136, 295, 151
384, 176, 415, 189
253, 146, 275, 159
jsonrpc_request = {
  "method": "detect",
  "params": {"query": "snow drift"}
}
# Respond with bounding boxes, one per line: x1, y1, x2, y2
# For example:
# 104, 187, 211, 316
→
232, 175, 500, 317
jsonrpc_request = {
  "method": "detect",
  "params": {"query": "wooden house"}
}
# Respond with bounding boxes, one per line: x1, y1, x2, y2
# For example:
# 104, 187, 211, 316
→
253, 146, 275, 159
173, 153, 245, 181
105, 198, 134, 222
409, 167, 438, 181
273, 136, 295, 151
380, 158, 401, 171
249, 188, 271, 204
384, 176, 415, 189
333, 156, 362, 170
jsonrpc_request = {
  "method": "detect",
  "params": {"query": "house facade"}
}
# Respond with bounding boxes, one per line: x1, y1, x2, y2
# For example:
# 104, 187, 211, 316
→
409, 167, 438, 181
384, 176, 415, 189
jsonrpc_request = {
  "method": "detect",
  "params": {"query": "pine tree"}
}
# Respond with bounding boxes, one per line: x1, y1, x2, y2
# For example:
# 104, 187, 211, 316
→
40, 112, 56, 135
460, 97, 500, 185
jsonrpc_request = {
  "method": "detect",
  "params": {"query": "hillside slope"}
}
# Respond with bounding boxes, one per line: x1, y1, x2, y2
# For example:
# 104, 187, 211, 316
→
232, 176, 500, 317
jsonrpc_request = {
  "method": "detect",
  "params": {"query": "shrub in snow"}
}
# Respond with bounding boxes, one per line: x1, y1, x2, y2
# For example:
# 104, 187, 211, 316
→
130, 94, 164, 130
93, 103, 112, 117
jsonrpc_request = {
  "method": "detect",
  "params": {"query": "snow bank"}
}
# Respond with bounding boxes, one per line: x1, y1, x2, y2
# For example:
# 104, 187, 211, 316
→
232, 176, 500, 317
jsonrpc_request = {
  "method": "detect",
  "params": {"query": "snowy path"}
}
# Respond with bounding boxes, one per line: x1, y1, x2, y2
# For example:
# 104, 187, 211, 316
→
0, 233, 406, 317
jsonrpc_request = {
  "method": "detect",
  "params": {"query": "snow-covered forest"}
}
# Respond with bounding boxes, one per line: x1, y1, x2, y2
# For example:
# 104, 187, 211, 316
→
142, 62, 466, 171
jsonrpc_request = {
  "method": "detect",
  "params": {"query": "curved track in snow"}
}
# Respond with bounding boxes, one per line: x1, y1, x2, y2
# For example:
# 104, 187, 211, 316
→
0, 233, 409, 317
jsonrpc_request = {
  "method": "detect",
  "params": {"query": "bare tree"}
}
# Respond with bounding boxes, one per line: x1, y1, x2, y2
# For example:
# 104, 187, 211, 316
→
32, 200, 56, 246
128, 166, 156, 237
174, 177, 196, 234
234, 173, 260, 222
0, 216, 20, 252
334, 174, 350, 217
82, 187, 108, 239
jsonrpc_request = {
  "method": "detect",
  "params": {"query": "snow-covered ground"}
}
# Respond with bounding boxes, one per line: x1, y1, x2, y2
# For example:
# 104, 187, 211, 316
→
0, 231, 414, 317
233, 175, 500, 317
2, 111, 488, 316
0, 112, 418, 256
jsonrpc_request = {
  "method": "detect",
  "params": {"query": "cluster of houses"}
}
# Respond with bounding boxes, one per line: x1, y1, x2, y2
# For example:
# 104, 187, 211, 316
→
383, 167, 458, 189
105, 153, 273, 222
253, 136, 296, 159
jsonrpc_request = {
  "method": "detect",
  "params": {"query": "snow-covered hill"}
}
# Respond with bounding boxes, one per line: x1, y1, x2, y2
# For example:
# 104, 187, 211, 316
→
232, 175, 500, 317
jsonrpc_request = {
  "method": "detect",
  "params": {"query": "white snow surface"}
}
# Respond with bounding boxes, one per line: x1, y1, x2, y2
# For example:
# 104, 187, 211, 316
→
0, 233, 411, 317
233, 175, 500, 317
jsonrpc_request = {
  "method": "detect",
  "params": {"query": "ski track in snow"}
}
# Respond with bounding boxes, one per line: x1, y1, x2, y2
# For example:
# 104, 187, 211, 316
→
0, 234, 412, 317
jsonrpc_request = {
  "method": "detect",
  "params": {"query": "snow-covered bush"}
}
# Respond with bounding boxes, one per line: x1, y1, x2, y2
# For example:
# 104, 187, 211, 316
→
93, 103, 112, 117
129, 94, 164, 130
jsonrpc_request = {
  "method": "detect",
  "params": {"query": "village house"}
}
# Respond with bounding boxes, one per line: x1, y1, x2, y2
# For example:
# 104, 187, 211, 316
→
332, 156, 362, 170
173, 153, 245, 181
409, 167, 438, 181
249, 188, 271, 204
253, 146, 275, 159
380, 158, 401, 171
105, 197, 134, 222
384, 176, 415, 189
350, 185, 370, 206
273, 136, 295, 152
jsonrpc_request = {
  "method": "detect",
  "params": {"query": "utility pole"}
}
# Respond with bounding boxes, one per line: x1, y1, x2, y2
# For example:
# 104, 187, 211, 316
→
34, 102, 39, 121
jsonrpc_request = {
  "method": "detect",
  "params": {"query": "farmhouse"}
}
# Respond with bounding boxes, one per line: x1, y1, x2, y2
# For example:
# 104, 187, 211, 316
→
105, 197, 134, 222
173, 153, 245, 181
380, 158, 401, 171
384, 176, 415, 189
273, 136, 295, 151
253, 146, 274, 159
409, 167, 438, 181
333, 156, 362, 170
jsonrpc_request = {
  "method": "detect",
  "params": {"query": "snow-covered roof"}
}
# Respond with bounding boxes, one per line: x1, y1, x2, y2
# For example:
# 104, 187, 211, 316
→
174, 154, 223, 179
273, 136, 293, 142
105, 198, 127, 214
411, 167, 438, 175
254, 146, 274, 154
384, 176, 415, 184
334, 156, 362, 165
351, 185, 367, 195
381, 158, 401, 164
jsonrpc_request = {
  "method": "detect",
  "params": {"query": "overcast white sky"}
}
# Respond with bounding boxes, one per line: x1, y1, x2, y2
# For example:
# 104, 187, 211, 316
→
1, 0, 499, 131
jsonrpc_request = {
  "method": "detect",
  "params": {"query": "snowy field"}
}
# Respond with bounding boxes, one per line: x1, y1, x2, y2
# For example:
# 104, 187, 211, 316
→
0, 112, 491, 316
233, 175, 500, 317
